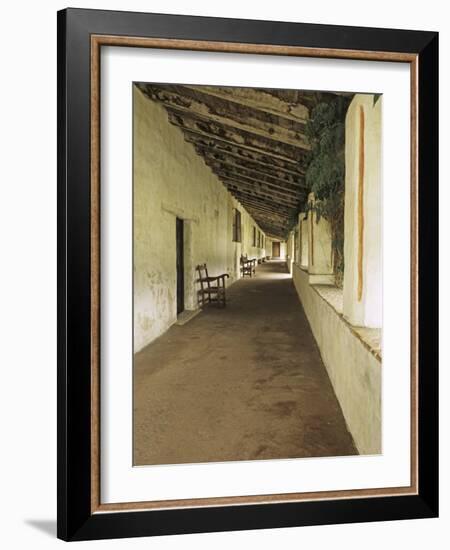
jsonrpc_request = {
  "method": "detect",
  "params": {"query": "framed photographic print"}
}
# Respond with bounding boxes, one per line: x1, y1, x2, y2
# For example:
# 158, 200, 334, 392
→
57, 8, 438, 541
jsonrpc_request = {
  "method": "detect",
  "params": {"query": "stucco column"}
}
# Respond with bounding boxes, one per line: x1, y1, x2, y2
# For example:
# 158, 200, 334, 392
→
298, 212, 309, 268
286, 232, 295, 273
343, 94, 382, 328
307, 193, 335, 284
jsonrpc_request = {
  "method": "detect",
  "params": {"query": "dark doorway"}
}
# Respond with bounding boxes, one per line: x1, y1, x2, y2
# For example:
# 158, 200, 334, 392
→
272, 241, 280, 258
176, 218, 184, 315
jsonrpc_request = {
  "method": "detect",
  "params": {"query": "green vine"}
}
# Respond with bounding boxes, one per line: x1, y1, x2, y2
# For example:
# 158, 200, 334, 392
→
304, 97, 348, 288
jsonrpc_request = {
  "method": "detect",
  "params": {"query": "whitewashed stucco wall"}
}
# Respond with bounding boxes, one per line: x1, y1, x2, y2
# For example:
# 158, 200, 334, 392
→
134, 87, 265, 352
293, 265, 381, 454
264, 237, 273, 257
344, 94, 382, 328
286, 232, 295, 273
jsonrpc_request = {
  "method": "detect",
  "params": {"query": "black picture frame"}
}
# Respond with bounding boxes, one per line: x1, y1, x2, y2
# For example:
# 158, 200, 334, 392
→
57, 7, 438, 541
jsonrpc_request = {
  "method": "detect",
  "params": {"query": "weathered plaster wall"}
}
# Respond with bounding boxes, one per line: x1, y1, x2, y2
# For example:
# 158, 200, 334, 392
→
134, 87, 265, 352
292, 264, 381, 454
303, 207, 334, 285
286, 232, 295, 273
265, 237, 273, 257
343, 94, 382, 328
240, 215, 266, 262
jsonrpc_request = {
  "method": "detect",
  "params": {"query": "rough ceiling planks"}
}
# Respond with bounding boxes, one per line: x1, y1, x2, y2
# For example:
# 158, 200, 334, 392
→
137, 82, 349, 239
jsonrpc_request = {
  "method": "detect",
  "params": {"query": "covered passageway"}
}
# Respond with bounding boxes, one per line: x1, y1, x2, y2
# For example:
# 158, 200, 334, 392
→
133, 83, 382, 464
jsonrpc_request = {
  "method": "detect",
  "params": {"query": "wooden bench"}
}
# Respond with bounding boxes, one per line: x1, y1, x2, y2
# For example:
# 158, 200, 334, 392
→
240, 255, 256, 277
196, 264, 229, 307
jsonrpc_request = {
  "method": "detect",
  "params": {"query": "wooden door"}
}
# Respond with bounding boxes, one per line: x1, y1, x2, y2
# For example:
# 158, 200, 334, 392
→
272, 241, 280, 258
176, 218, 184, 315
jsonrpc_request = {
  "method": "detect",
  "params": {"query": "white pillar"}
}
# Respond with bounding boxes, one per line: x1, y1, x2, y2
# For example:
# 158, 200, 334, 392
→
343, 94, 382, 328
299, 213, 309, 268
286, 232, 295, 273
307, 193, 335, 284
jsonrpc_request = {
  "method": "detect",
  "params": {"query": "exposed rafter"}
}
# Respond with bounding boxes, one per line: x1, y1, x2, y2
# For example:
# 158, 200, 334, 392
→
166, 109, 307, 164
203, 158, 306, 194
221, 177, 303, 208
193, 146, 305, 181
140, 84, 310, 150
225, 189, 296, 215
183, 131, 303, 174
184, 85, 310, 123
138, 83, 351, 239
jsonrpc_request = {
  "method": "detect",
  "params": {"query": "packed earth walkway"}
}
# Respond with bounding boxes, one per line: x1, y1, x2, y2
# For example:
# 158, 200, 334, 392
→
134, 260, 357, 465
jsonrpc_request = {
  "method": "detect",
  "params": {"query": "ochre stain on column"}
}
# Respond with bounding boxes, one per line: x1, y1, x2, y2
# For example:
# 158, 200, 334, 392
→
357, 106, 365, 301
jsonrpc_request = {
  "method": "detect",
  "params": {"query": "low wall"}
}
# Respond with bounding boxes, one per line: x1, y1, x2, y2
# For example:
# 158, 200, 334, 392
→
292, 264, 381, 455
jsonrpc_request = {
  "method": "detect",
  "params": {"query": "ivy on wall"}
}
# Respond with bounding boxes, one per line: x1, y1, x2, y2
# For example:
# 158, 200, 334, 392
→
304, 96, 348, 287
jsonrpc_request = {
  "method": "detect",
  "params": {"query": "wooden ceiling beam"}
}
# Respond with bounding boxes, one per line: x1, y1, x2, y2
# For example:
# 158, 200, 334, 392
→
194, 144, 305, 180
232, 200, 294, 223
256, 215, 290, 228
140, 84, 310, 150
205, 158, 307, 196
234, 200, 291, 222
252, 218, 289, 237
228, 187, 297, 215
184, 85, 310, 124
222, 179, 300, 210
240, 213, 290, 234
166, 108, 307, 163
252, 222, 290, 239
221, 177, 304, 209
218, 174, 303, 207
182, 130, 303, 173
261, 88, 348, 111
230, 194, 294, 215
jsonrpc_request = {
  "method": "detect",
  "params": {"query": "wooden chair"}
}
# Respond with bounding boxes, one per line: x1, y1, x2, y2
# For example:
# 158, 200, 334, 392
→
240, 255, 252, 278
196, 264, 229, 307
240, 255, 256, 277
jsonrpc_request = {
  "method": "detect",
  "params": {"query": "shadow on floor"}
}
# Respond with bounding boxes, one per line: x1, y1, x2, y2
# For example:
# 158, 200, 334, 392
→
25, 519, 56, 538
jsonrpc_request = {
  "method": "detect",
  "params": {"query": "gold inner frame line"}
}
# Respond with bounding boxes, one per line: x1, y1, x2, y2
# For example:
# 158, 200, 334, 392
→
90, 34, 419, 514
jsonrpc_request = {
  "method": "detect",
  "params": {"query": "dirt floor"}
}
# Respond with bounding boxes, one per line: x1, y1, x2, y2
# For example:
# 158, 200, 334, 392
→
133, 260, 357, 465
